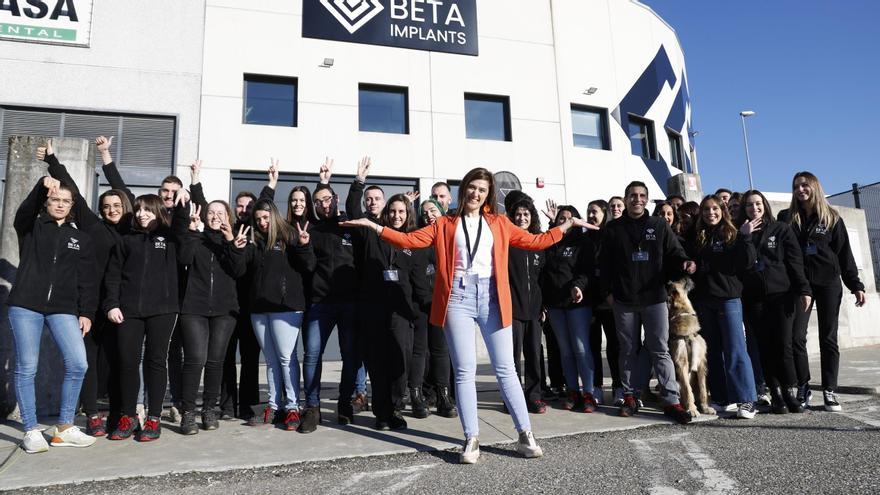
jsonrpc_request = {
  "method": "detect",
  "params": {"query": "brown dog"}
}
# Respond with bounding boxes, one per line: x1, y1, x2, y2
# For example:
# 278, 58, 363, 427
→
667, 278, 715, 418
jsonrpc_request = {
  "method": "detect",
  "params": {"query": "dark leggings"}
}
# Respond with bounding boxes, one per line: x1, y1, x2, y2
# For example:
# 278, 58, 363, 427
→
79, 316, 114, 416
542, 318, 564, 389
590, 307, 621, 390
116, 314, 178, 417
409, 309, 451, 390
364, 308, 413, 420
792, 282, 843, 389
180, 314, 236, 413
219, 311, 262, 417
743, 293, 798, 388
512, 318, 543, 402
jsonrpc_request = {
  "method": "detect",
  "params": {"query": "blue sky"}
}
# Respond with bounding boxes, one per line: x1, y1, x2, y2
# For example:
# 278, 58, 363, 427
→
644, 0, 880, 196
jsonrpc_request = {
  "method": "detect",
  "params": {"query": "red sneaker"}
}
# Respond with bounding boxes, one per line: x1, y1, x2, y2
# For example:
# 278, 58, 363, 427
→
109, 415, 137, 440
619, 395, 639, 417
86, 414, 106, 437
663, 403, 693, 425
138, 416, 161, 442
284, 410, 301, 431
581, 392, 597, 413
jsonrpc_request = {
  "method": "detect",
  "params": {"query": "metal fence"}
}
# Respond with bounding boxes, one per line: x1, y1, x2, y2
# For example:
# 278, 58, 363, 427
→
828, 181, 880, 289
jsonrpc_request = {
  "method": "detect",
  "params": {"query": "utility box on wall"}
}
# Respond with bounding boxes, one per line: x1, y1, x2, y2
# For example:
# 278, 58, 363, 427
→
667, 173, 703, 202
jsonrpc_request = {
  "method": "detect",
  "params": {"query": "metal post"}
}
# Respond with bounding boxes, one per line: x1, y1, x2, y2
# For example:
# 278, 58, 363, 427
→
852, 183, 861, 209
740, 114, 754, 190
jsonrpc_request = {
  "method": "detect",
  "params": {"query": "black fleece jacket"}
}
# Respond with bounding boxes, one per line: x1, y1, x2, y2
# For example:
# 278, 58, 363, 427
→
179, 227, 247, 317
102, 206, 189, 318
7, 180, 99, 318
685, 227, 757, 301
541, 230, 593, 309
509, 246, 545, 320
245, 236, 316, 314
741, 220, 811, 298
600, 213, 690, 306
777, 209, 865, 293
309, 216, 359, 304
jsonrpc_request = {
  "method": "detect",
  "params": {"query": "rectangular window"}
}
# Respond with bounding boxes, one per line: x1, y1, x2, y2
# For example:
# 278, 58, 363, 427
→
571, 105, 609, 150
359, 84, 408, 134
667, 130, 685, 170
464, 93, 511, 141
628, 115, 656, 159
243, 74, 297, 127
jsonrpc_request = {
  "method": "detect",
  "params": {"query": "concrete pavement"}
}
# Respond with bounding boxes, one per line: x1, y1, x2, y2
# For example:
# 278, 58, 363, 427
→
1, 345, 878, 491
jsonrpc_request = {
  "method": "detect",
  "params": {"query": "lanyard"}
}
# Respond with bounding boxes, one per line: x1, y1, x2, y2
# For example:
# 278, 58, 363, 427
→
625, 215, 649, 252
462, 215, 483, 271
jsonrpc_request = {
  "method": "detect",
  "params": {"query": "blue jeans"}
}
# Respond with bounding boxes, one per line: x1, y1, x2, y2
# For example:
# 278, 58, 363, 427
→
251, 312, 303, 411
547, 307, 594, 393
8, 306, 88, 431
301, 302, 358, 408
695, 298, 757, 405
445, 274, 530, 439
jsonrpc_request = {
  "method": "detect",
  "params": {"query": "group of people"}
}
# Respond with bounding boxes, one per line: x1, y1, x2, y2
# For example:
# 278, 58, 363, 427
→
7, 138, 865, 464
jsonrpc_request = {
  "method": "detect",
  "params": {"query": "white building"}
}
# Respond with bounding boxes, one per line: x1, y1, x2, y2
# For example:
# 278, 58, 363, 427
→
1, 0, 695, 216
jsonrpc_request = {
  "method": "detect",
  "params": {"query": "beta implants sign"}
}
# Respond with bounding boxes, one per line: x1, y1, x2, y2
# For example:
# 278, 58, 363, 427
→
0, 0, 94, 46
303, 0, 478, 56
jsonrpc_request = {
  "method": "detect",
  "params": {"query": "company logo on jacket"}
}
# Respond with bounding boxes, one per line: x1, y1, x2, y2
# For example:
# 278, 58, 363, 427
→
67, 237, 80, 250
562, 247, 574, 258
154, 236, 167, 250
767, 235, 777, 249
342, 233, 353, 247
645, 228, 656, 241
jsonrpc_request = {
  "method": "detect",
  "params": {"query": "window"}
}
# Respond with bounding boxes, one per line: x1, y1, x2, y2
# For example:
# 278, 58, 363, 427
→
667, 130, 685, 170
628, 115, 656, 160
464, 93, 511, 141
571, 105, 609, 150
359, 84, 408, 134
243, 75, 297, 127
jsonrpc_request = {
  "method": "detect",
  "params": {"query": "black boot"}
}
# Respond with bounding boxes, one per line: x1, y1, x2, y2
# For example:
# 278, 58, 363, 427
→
202, 408, 220, 430
436, 386, 458, 418
769, 387, 788, 414
180, 411, 199, 435
410, 387, 431, 419
337, 399, 355, 425
784, 387, 805, 413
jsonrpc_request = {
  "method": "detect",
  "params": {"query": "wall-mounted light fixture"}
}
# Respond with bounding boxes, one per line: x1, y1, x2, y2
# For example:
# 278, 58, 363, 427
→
320, 58, 334, 68
583, 87, 598, 95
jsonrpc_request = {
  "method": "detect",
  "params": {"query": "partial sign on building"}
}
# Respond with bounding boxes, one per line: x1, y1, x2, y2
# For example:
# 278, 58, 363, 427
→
0, 0, 94, 47
303, 0, 478, 56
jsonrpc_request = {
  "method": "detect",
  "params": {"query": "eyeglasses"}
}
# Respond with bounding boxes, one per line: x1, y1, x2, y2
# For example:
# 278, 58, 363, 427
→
313, 197, 333, 206
48, 197, 73, 206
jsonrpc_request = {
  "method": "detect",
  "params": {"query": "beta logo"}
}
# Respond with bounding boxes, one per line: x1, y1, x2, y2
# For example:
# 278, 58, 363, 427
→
562, 247, 574, 258
319, 0, 384, 34
154, 236, 167, 250
767, 236, 777, 249
645, 228, 657, 241
66, 237, 80, 250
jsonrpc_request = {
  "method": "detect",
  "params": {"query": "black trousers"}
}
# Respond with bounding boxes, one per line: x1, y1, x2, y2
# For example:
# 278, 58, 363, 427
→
167, 319, 183, 406
179, 314, 237, 413
79, 315, 113, 416
792, 282, 843, 389
743, 293, 798, 389
410, 309, 451, 391
542, 318, 564, 389
590, 307, 621, 390
116, 314, 178, 417
363, 307, 413, 420
219, 311, 261, 417
512, 317, 543, 402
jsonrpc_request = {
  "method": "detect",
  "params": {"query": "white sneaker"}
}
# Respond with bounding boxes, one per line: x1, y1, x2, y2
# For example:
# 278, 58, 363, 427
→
756, 392, 772, 408
516, 430, 544, 458
593, 386, 604, 405
711, 402, 738, 413
460, 437, 480, 464
136, 404, 146, 428
169, 405, 182, 423
737, 402, 757, 419
50, 425, 96, 448
612, 388, 625, 407
22, 429, 49, 454
823, 390, 843, 412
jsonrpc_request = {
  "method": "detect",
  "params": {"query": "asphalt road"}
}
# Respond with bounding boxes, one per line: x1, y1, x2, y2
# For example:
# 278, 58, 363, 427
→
12, 398, 880, 495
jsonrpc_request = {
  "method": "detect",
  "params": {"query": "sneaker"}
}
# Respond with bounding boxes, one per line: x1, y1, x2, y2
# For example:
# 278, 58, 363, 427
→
109, 415, 138, 440
711, 402, 738, 413
563, 390, 581, 411
581, 392, 597, 413
756, 392, 772, 408
663, 403, 693, 425
22, 430, 49, 454
136, 404, 146, 429
138, 416, 161, 442
823, 389, 842, 412
259, 406, 274, 425
220, 410, 236, 421
593, 386, 604, 405
351, 392, 371, 413
272, 409, 286, 425
297, 406, 321, 434
51, 425, 96, 448
612, 388, 625, 407
180, 411, 199, 435
798, 384, 813, 409
86, 414, 106, 437
737, 402, 757, 419
516, 430, 544, 458
619, 395, 639, 417
202, 409, 220, 430
337, 400, 355, 425
527, 400, 547, 414
284, 409, 301, 431
460, 437, 480, 464
168, 405, 182, 423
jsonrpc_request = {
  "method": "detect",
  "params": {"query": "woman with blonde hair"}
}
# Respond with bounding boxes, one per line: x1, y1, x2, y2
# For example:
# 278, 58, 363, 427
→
777, 172, 865, 411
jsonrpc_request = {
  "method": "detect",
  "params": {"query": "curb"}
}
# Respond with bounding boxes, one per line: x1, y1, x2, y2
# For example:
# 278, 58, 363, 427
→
813, 385, 880, 396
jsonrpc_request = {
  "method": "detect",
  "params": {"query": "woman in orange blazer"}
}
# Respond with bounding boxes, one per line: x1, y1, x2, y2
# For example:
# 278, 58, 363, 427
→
342, 167, 592, 464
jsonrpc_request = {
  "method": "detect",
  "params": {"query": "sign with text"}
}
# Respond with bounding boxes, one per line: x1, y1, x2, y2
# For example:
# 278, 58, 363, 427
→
303, 0, 478, 56
0, 0, 94, 47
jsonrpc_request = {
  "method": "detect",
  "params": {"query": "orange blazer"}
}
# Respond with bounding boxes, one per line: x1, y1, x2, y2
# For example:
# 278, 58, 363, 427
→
380, 213, 564, 328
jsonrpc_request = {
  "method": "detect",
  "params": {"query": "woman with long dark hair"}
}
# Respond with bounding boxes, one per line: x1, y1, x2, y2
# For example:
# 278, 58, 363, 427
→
686, 194, 758, 419
778, 172, 865, 411
737, 190, 811, 414
8, 176, 98, 452
287, 185, 313, 229
105, 193, 189, 441
341, 167, 593, 463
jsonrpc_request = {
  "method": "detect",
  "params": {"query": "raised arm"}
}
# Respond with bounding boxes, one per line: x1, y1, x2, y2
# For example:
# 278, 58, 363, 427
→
259, 159, 279, 201
189, 159, 208, 223
14, 178, 53, 236
345, 156, 371, 220
97, 136, 136, 206
38, 141, 100, 228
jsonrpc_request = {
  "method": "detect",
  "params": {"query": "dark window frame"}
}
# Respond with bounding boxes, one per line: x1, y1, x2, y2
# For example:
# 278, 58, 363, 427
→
570, 104, 611, 150
627, 114, 657, 160
242, 73, 298, 127
358, 83, 410, 135
666, 128, 685, 171
464, 93, 512, 142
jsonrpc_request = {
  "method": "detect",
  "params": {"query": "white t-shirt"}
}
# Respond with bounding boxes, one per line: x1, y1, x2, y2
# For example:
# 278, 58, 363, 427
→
454, 215, 494, 278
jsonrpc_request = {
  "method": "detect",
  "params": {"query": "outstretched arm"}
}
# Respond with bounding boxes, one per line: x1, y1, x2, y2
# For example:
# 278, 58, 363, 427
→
340, 217, 439, 249
96, 136, 136, 206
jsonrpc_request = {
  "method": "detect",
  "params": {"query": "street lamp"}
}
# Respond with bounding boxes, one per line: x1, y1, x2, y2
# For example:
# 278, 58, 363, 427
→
739, 110, 756, 190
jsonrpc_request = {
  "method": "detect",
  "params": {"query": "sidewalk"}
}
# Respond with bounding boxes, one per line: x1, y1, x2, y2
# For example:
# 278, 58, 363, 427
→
1, 346, 878, 491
